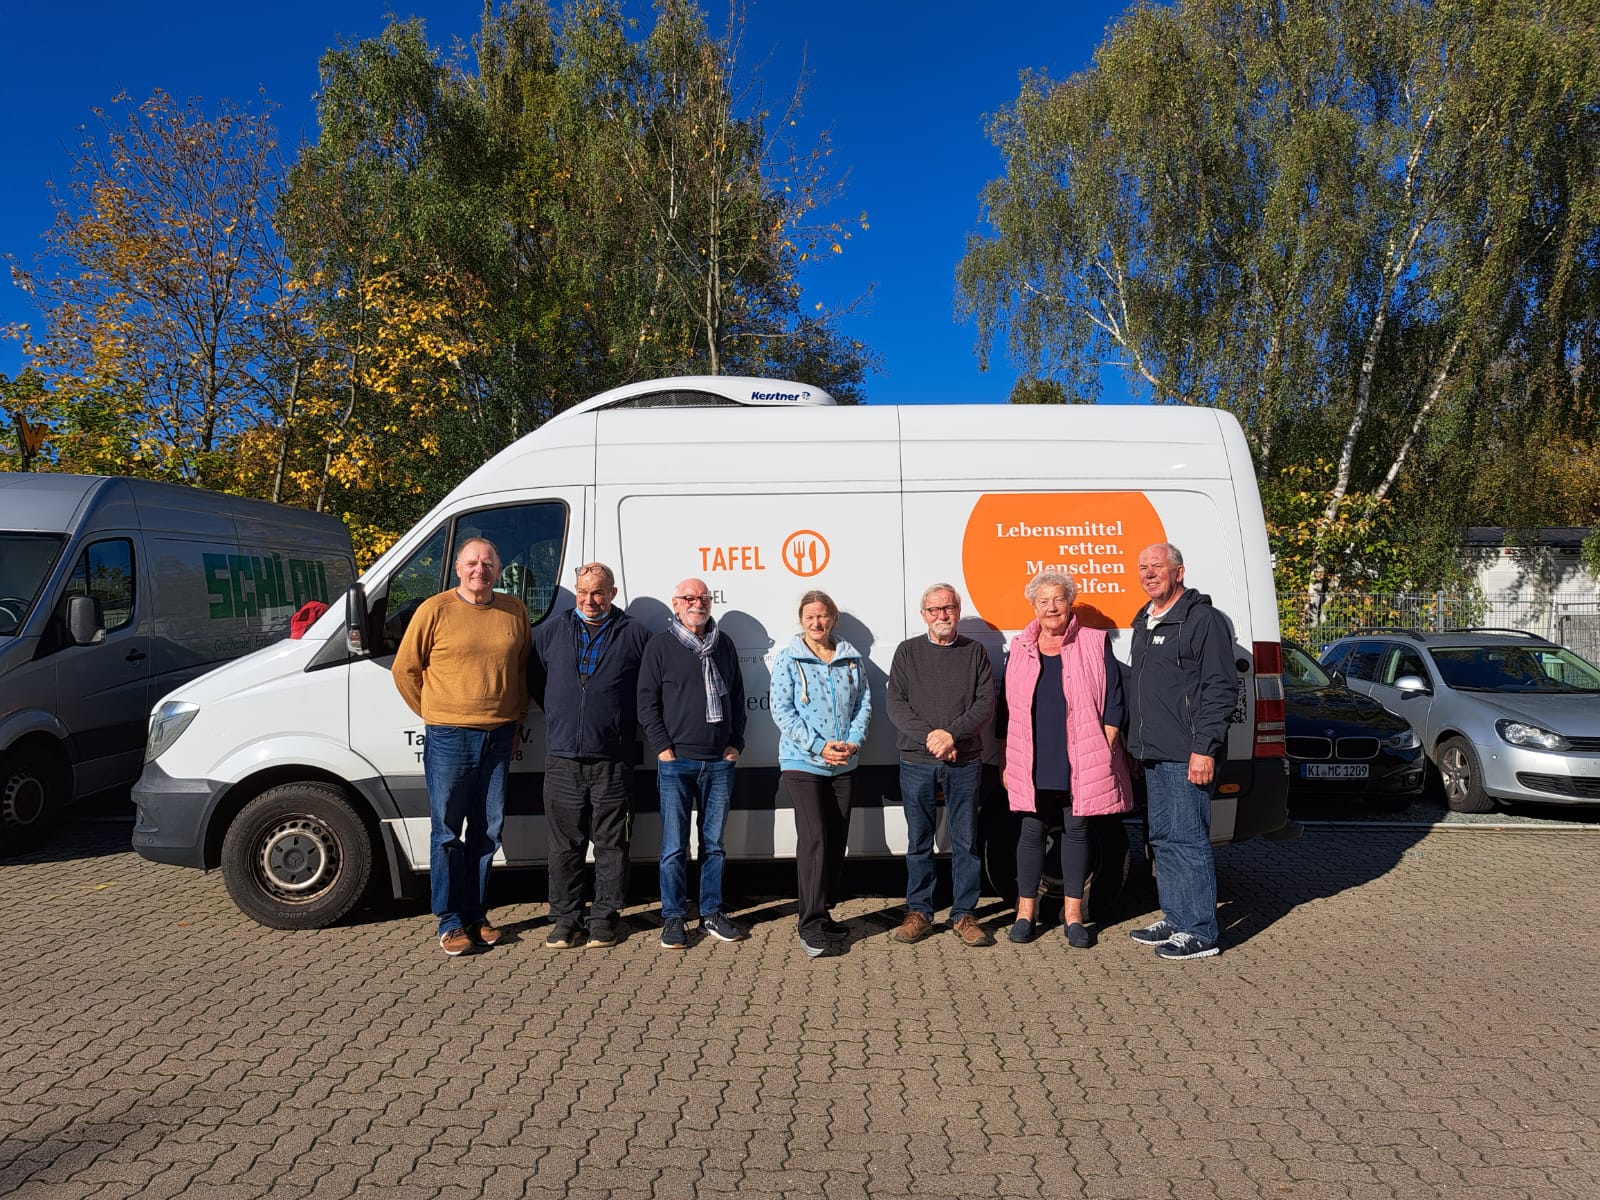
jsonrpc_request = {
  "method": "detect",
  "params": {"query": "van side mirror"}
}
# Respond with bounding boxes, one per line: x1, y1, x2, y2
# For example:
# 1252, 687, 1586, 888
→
66, 594, 105, 646
1394, 674, 1430, 696
344, 583, 372, 656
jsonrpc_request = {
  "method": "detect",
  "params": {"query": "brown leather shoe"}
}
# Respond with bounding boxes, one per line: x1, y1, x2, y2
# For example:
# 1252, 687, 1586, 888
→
892, 911, 934, 944
473, 921, 504, 947
438, 928, 475, 956
953, 915, 994, 947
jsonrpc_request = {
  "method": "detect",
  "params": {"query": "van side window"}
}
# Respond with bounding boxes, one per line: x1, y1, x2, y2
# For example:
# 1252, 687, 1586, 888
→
381, 525, 450, 645
454, 503, 568, 624
63, 539, 136, 632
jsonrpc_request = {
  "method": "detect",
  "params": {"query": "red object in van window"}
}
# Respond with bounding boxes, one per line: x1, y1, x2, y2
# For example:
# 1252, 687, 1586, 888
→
1252, 641, 1286, 757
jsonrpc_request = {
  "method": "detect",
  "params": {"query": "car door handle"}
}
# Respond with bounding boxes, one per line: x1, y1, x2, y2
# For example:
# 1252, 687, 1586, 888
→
125, 649, 147, 662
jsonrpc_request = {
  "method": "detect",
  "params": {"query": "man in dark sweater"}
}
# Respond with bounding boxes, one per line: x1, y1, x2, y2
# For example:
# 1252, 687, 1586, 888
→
637, 577, 748, 950
529, 562, 652, 951
886, 582, 995, 947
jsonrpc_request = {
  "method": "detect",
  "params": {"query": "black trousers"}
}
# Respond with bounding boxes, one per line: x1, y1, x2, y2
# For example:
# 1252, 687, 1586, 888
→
786, 770, 853, 940
1016, 788, 1092, 902
543, 754, 634, 924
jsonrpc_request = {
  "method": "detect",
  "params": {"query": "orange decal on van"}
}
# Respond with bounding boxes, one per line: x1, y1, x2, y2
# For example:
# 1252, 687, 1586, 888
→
781, 530, 830, 577
961, 493, 1166, 630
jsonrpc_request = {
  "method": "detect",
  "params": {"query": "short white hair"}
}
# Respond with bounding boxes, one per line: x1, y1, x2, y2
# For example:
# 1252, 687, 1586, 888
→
1024, 570, 1078, 606
920, 582, 961, 609
1142, 541, 1184, 567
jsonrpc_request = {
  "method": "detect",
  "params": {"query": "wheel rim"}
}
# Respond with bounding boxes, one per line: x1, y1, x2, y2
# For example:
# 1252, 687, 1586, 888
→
2, 768, 47, 828
255, 815, 342, 900
1439, 747, 1469, 803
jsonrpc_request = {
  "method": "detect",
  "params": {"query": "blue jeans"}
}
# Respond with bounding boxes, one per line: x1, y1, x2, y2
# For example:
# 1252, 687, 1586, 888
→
424, 722, 515, 936
656, 757, 734, 920
1143, 760, 1219, 944
899, 758, 983, 921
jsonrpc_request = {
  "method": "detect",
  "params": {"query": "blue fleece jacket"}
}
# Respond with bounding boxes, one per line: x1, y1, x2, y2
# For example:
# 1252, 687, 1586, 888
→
770, 634, 873, 776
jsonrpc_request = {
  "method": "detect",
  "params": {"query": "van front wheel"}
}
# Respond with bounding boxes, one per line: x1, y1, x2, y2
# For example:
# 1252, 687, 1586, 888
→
0, 746, 65, 857
221, 784, 375, 929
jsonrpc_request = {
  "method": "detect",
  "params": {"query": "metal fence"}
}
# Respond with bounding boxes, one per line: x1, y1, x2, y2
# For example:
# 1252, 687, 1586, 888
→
1282, 591, 1600, 663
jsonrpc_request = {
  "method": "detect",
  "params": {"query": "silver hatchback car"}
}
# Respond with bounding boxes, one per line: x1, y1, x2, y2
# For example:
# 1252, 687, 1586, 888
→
1319, 629, 1600, 812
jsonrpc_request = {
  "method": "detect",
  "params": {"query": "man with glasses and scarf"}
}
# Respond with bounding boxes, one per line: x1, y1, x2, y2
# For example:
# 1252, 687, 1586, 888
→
637, 578, 748, 949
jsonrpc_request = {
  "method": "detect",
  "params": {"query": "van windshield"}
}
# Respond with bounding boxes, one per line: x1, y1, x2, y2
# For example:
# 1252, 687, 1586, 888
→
0, 533, 67, 637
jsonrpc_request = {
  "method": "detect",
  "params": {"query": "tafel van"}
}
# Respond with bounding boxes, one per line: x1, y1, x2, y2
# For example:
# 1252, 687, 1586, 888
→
0, 474, 355, 852
132, 377, 1289, 928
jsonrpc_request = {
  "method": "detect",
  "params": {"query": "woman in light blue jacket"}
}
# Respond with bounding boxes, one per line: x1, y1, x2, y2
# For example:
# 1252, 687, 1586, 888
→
770, 590, 872, 959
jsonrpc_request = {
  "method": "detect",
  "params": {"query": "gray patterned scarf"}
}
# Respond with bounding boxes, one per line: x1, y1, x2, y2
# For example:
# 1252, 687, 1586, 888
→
668, 615, 727, 723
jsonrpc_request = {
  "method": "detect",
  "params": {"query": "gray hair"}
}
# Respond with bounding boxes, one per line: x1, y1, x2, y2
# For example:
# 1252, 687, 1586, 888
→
574, 561, 615, 588
1142, 541, 1184, 567
455, 536, 501, 566
1024, 570, 1078, 606
920, 582, 961, 610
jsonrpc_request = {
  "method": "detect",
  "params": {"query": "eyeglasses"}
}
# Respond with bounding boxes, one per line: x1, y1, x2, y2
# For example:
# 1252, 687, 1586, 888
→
674, 595, 712, 606
922, 604, 960, 616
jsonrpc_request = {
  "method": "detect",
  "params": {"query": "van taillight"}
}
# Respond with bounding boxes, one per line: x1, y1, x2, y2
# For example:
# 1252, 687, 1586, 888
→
1253, 641, 1286, 757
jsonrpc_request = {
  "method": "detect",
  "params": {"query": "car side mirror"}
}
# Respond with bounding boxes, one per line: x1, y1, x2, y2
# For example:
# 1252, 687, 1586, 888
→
66, 594, 105, 646
344, 583, 372, 657
1394, 674, 1430, 696
1328, 667, 1347, 688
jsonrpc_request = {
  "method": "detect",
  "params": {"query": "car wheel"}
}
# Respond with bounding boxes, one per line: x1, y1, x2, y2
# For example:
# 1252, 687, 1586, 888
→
0, 745, 66, 857
980, 804, 1022, 906
1437, 737, 1494, 814
221, 783, 375, 929
1084, 815, 1134, 923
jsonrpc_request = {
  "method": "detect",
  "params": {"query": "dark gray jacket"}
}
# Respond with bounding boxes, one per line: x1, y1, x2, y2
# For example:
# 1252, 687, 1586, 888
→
1127, 588, 1237, 763
530, 605, 653, 760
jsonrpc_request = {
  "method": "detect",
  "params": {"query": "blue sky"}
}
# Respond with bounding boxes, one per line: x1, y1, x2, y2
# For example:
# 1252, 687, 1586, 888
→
0, 1, 1134, 406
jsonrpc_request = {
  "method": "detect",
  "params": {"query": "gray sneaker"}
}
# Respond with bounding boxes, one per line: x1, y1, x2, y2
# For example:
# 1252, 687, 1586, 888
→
1128, 919, 1176, 945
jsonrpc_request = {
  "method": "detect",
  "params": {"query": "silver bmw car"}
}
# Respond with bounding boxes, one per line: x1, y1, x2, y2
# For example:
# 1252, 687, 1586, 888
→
1319, 629, 1600, 812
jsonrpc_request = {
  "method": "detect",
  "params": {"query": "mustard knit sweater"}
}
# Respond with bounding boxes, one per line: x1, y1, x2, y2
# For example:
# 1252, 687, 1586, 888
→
392, 590, 530, 728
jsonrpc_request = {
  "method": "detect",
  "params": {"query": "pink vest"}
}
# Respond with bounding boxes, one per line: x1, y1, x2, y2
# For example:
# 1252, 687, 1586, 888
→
1003, 617, 1133, 817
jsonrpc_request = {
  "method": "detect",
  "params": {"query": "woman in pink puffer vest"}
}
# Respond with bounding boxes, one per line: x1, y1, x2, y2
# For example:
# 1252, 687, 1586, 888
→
1003, 570, 1133, 948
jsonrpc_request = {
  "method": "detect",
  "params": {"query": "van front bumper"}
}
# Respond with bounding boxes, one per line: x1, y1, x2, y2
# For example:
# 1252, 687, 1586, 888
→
131, 762, 217, 868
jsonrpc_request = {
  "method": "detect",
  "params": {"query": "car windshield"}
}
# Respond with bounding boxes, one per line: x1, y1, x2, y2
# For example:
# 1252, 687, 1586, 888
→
0, 533, 68, 637
1282, 643, 1334, 689
1431, 644, 1600, 694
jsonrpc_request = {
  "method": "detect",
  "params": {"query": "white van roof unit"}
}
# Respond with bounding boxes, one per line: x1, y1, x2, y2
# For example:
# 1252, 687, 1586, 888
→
554, 376, 836, 421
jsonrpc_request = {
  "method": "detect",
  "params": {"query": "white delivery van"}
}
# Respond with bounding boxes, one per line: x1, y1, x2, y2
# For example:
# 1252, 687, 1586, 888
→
0, 474, 355, 853
132, 377, 1288, 928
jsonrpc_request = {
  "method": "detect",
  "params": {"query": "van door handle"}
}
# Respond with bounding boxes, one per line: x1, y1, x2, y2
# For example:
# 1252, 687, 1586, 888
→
125, 649, 146, 662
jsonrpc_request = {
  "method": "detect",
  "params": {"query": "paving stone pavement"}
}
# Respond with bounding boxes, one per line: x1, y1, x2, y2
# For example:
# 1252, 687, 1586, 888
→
3, 823, 1597, 1200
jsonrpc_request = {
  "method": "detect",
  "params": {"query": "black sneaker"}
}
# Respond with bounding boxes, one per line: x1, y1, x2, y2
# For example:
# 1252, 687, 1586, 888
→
701, 911, 749, 942
1065, 922, 1095, 949
545, 923, 579, 949
1155, 932, 1219, 960
822, 917, 850, 941
1007, 918, 1034, 944
799, 934, 831, 959
1128, 919, 1176, 945
586, 918, 617, 948
660, 917, 687, 950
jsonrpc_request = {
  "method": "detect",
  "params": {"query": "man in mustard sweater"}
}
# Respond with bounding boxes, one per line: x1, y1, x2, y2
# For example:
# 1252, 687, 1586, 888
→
393, 537, 530, 956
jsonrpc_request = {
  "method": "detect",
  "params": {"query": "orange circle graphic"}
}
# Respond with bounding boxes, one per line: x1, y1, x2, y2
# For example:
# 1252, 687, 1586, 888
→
961, 493, 1166, 630
781, 530, 831, 577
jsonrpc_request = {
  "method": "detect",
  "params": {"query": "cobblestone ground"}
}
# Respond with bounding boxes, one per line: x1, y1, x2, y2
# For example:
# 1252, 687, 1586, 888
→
3, 823, 1596, 1200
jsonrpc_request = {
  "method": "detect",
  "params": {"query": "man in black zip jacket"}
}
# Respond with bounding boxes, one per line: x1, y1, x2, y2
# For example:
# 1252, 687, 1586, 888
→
530, 562, 652, 950
1126, 542, 1237, 961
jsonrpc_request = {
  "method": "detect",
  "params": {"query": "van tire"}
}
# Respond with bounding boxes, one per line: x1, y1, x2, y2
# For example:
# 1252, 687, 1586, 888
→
0, 746, 64, 857
221, 784, 375, 929
1437, 737, 1495, 814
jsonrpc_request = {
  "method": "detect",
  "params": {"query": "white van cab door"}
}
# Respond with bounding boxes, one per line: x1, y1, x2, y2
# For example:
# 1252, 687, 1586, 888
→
350, 496, 579, 869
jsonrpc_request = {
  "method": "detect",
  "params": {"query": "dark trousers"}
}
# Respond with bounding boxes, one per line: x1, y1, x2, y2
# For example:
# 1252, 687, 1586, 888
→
786, 770, 853, 940
543, 754, 634, 924
1016, 789, 1092, 902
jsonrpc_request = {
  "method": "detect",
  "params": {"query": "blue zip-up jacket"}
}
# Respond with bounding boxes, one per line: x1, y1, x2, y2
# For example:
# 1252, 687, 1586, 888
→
770, 634, 872, 776
1127, 588, 1237, 762
529, 604, 653, 760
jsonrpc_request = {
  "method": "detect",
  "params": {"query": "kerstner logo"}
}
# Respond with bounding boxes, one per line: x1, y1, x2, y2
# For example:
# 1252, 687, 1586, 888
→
749, 389, 809, 402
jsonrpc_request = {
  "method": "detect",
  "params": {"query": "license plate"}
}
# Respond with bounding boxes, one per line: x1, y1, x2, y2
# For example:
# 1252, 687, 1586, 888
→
1302, 763, 1369, 779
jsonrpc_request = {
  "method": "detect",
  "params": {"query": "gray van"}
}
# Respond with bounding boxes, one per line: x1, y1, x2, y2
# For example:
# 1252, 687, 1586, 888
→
0, 474, 355, 853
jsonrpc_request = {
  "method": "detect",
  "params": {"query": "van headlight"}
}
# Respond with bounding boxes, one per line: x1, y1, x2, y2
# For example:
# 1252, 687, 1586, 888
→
146, 701, 200, 762
1381, 728, 1420, 751
1496, 719, 1569, 752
